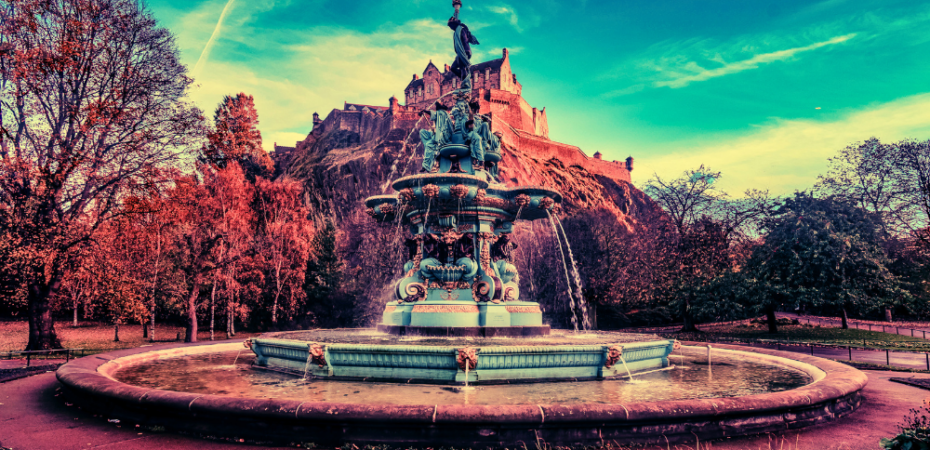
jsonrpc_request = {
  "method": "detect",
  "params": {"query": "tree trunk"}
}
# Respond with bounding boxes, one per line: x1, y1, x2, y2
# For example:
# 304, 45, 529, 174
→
142, 316, 148, 338
114, 322, 120, 342
841, 307, 849, 330
73, 297, 79, 327
766, 304, 778, 334
26, 280, 62, 350
150, 309, 156, 342
185, 275, 202, 343
884, 307, 893, 322
680, 296, 699, 332
210, 281, 216, 341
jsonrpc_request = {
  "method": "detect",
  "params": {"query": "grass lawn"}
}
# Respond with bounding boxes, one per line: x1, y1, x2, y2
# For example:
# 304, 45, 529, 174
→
0, 320, 261, 353
664, 322, 930, 351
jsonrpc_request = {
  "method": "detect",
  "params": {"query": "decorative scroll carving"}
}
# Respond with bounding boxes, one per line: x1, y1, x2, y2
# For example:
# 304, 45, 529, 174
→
412, 305, 479, 313
423, 184, 440, 198
440, 290, 460, 300
439, 228, 464, 244
503, 286, 517, 302
404, 283, 427, 302
472, 280, 491, 302
243, 338, 253, 349
514, 194, 531, 208
673, 340, 682, 351
478, 232, 498, 275
604, 345, 623, 369
475, 189, 487, 202
457, 347, 478, 371
450, 184, 469, 199
308, 343, 327, 368
412, 236, 424, 274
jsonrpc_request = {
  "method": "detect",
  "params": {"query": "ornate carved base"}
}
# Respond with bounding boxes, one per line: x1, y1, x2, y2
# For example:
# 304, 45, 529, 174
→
376, 324, 551, 337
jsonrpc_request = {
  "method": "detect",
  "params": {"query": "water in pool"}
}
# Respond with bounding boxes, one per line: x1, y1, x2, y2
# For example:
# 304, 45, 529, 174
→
113, 348, 810, 405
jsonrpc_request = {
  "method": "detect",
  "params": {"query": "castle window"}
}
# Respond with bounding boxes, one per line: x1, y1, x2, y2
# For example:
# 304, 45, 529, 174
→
485, 68, 490, 84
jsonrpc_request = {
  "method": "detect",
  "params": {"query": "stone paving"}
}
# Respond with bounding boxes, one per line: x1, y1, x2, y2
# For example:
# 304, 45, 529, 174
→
0, 369, 926, 449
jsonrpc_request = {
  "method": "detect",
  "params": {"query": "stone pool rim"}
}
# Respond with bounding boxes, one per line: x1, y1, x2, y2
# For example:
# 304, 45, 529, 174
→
55, 341, 867, 446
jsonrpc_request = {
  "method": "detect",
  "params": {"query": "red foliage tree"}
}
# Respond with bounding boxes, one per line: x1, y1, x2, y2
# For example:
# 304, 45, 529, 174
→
202, 93, 272, 178
0, 0, 203, 349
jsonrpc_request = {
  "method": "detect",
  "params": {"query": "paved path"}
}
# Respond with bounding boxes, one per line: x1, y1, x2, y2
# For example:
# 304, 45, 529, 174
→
0, 370, 927, 449
0, 373, 292, 450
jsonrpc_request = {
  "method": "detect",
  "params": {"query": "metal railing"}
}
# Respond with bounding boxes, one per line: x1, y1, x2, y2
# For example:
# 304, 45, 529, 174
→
676, 336, 930, 371
796, 316, 930, 339
0, 348, 87, 367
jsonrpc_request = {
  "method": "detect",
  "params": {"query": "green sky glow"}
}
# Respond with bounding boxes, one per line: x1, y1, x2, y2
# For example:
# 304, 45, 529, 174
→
147, 0, 930, 195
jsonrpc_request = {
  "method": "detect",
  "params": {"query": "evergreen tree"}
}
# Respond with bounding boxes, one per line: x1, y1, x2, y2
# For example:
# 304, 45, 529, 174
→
304, 220, 346, 326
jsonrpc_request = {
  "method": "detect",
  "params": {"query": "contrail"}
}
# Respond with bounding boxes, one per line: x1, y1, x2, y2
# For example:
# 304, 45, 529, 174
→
192, 0, 237, 78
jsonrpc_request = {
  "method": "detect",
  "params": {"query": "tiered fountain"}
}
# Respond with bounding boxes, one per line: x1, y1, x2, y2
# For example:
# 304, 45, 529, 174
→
246, 0, 677, 384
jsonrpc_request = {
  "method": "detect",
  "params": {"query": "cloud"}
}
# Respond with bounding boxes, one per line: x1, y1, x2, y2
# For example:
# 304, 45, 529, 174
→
654, 34, 856, 89
192, 0, 238, 78
182, 16, 453, 152
635, 93, 930, 196
488, 5, 522, 32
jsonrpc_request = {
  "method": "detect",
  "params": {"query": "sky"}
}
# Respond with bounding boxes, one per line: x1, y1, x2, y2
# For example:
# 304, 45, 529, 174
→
145, 0, 930, 196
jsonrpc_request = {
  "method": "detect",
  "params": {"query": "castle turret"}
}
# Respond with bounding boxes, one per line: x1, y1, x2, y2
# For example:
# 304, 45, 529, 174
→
593, 151, 602, 160
626, 156, 634, 172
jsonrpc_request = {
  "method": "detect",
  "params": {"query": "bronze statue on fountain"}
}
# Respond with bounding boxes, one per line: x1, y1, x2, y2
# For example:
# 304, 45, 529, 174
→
364, 0, 562, 336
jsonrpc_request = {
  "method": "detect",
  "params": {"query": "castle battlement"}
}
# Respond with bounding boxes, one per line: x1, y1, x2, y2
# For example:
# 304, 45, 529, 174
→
291, 50, 631, 184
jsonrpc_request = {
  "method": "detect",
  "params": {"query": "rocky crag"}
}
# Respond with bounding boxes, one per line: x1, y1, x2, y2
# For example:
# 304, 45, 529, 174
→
278, 52, 664, 230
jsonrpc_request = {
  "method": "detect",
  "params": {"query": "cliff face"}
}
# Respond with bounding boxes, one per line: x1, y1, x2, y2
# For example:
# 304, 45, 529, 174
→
283, 114, 664, 233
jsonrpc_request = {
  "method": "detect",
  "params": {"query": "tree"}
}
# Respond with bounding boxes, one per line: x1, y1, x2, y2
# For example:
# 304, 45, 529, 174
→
304, 219, 344, 327
643, 166, 772, 331
644, 165, 723, 236
742, 193, 903, 332
0, 0, 203, 349
171, 163, 255, 342
255, 177, 312, 325
202, 93, 272, 179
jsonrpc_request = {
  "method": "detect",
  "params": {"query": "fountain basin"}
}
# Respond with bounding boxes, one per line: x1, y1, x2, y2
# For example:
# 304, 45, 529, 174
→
56, 341, 866, 446
250, 331, 672, 384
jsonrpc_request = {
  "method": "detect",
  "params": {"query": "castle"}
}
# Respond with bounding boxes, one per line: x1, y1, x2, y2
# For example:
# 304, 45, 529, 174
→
273, 49, 633, 183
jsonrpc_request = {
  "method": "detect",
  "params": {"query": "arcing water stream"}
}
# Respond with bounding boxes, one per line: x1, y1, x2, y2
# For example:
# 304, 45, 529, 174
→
554, 215, 591, 330
546, 211, 579, 330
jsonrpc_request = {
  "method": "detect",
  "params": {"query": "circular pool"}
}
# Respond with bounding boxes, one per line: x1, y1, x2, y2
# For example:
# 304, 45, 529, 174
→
56, 341, 866, 446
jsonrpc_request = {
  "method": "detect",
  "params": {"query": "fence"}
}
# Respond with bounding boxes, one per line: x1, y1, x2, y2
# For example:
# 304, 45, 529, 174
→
796, 316, 930, 339
0, 348, 88, 367
678, 336, 930, 371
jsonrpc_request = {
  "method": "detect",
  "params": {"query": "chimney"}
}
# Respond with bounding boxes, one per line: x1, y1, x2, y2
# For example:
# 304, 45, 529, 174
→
626, 156, 634, 172
444, 64, 450, 72
313, 112, 321, 124
413, 74, 418, 80
512, 74, 517, 83
503, 48, 509, 59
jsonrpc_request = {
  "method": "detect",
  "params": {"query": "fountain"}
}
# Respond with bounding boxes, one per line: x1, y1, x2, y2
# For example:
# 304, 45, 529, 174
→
242, 1, 680, 384
54, 1, 867, 446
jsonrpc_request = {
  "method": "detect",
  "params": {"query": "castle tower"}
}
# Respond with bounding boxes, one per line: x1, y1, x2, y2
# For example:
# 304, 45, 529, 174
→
626, 156, 634, 172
